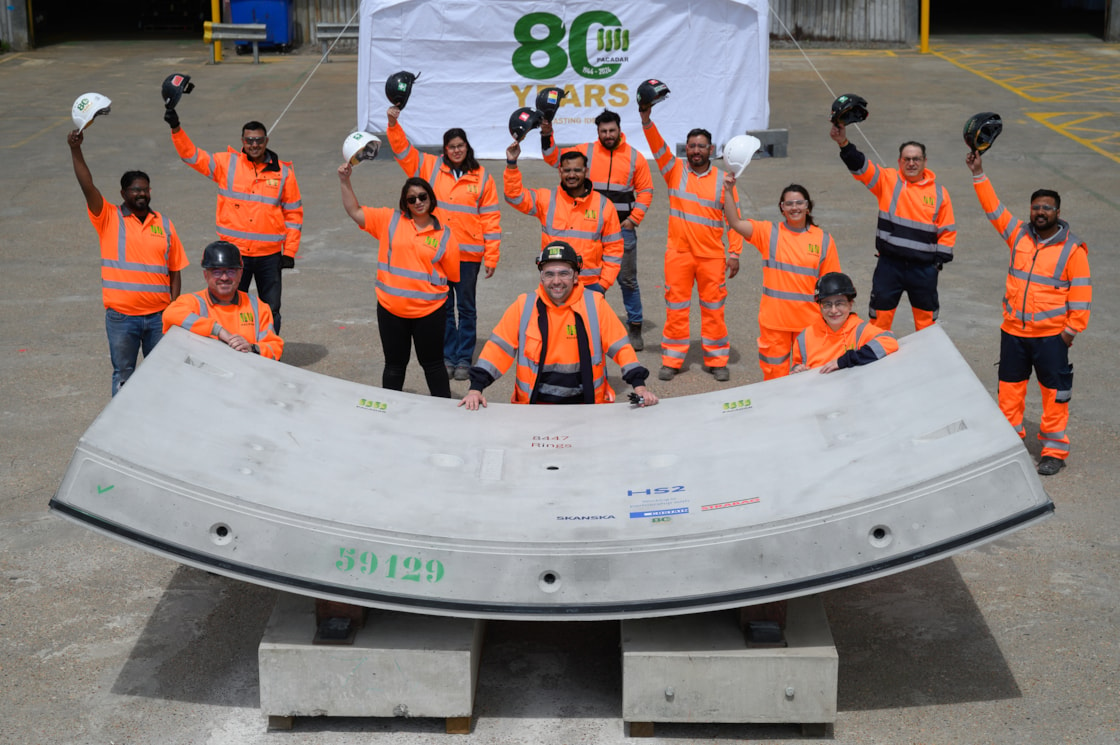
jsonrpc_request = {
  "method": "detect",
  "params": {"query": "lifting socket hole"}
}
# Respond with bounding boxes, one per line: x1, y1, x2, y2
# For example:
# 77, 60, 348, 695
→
869, 525, 892, 548
210, 523, 233, 546
538, 570, 561, 593
546, 465, 559, 471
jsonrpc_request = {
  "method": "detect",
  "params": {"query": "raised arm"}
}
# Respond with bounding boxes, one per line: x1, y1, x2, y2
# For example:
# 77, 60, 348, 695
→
337, 164, 365, 227
68, 130, 105, 216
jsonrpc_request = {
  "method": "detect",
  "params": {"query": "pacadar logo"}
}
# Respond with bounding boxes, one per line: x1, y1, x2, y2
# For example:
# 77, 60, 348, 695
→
512, 11, 630, 80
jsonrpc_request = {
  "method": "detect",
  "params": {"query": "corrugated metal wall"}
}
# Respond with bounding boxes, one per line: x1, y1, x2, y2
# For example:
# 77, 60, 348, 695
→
769, 0, 920, 44
289, 0, 362, 47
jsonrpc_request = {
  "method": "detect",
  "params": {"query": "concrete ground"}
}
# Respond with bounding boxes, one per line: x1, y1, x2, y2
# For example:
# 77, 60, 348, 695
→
1, 34, 1118, 744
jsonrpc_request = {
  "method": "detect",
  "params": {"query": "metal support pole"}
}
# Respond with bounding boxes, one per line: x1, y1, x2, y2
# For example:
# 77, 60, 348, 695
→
920, 0, 930, 53
211, 0, 223, 62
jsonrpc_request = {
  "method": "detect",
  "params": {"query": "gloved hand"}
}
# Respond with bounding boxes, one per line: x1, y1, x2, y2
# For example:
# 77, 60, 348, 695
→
280, 255, 295, 270
163, 108, 180, 129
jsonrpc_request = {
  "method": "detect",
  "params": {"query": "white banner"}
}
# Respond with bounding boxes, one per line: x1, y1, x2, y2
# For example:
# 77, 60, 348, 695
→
357, 0, 769, 159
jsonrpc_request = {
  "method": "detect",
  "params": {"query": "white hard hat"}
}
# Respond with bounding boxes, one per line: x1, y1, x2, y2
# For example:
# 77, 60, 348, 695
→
723, 134, 762, 178
343, 131, 381, 165
72, 92, 112, 132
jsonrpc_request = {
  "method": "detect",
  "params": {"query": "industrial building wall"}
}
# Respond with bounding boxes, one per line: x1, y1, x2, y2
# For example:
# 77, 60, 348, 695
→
291, 0, 361, 47
769, 0, 920, 44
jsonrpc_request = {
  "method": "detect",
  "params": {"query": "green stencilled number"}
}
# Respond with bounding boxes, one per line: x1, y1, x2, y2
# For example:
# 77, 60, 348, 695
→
401, 556, 423, 582
360, 551, 378, 574
722, 399, 753, 411
512, 12, 569, 80
569, 11, 625, 78
336, 547, 356, 571
426, 559, 444, 583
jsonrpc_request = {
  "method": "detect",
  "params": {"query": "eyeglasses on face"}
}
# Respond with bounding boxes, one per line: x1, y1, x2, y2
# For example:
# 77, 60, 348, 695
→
406, 193, 429, 205
208, 268, 239, 278
1031, 204, 1057, 212
540, 269, 575, 280
900, 156, 925, 163
819, 299, 851, 310
242, 136, 266, 145
781, 199, 807, 208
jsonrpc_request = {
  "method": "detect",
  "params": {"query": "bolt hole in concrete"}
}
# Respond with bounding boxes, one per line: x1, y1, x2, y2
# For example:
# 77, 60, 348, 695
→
210, 523, 233, 545
539, 571, 561, 592
546, 465, 559, 470
869, 525, 892, 548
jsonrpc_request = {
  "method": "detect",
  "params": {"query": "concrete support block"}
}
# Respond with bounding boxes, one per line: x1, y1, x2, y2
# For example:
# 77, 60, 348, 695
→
621, 595, 836, 732
259, 593, 484, 725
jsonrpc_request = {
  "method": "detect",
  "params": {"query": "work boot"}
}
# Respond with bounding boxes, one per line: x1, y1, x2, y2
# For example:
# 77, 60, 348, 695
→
658, 365, 677, 381
453, 364, 470, 381
1037, 456, 1066, 476
705, 365, 730, 382
627, 323, 644, 351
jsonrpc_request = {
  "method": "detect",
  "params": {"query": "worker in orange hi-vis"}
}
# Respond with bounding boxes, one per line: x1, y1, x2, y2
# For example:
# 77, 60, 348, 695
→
722, 173, 842, 380
638, 81, 743, 383
966, 151, 1091, 477
162, 241, 283, 360
790, 272, 898, 375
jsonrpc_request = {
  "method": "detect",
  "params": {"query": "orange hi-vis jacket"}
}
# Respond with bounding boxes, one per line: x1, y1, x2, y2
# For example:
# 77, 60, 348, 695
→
642, 120, 743, 259
747, 220, 842, 332
361, 207, 460, 319
89, 203, 189, 315
162, 290, 283, 360
791, 314, 898, 371
504, 168, 624, 290
973, 175, 1091, 339
475, 285, 641, 404
172, 128, 303, 259
386, 122, 501, 268
542, 132, 654, 226
841, 144, 955, 264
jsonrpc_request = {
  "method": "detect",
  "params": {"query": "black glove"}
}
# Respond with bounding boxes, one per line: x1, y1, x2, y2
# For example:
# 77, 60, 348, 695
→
163, 108, 180, 129
280, 255, 295, 270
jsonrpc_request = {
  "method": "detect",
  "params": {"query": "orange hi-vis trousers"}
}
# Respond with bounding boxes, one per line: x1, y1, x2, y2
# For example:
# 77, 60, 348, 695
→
661, 250, 729, 369
758, 326, 799, 380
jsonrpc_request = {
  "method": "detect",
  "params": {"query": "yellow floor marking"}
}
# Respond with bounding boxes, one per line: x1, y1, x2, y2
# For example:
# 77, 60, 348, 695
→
1028, 112, 1120, 164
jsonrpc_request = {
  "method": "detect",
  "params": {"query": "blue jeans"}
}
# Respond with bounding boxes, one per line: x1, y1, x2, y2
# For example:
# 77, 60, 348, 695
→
240, 252, 283, 332
105, 308, 164, 396
443, 260, 480, 366
617, 227, 643, 325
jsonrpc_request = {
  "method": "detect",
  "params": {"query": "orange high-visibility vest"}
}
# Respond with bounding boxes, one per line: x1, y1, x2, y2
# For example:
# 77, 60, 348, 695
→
642, 120, 742, 259
172, 128, 303, 259
746, 220, 842, 332
361, 207, 460, 318
504, 168, 623, 290
162, 290, 283, 359
542, 132, 654, 226
387, 122, 501, 267
88, 203, 189, 315
973, 175, 1091, 339
791, 314, 898, 371
848, 157, 955, 265
475, 285, 639, 404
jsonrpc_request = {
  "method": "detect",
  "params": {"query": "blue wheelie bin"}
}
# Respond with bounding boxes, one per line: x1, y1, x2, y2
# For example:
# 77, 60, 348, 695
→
230, 0, 294, 54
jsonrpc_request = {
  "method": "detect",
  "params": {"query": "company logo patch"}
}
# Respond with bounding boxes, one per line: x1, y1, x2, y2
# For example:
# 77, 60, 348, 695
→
512, 10, 631, 81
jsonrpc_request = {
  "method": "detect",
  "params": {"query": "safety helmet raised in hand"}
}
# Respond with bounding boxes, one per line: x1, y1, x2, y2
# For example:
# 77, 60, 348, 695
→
201, 240, 243, 270
535, 87, 569, 122
535, 241, 583, 273
636, 79, 670, 108
963, 112, 1002, 154
72, 92, 112, 132
509, 107, 543, 142
723, 134, 763, 178
830, 94, 868, 126
161, 73, 195, 110
343, 131, 382, 165
385, 70, 420, 110
815, 272, 857, 302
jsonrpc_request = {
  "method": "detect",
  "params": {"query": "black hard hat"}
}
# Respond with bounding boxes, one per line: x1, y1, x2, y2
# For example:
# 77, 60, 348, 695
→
201, 240, 243, 269
815, 272, 857, 302
636, 79, 670, 108
509, 107, 543, 142
830, 93, 869, 126
964, 112, 1003, 154
385, 70, 420, 110
535, 241, 583, 272
535, 87, 569, 122
161, 73, 194, 110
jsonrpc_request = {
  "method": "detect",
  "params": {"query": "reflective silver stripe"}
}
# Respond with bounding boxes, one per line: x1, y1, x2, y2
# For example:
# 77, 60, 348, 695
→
669, 188, 722, 210
1013, 423, 1025, 435
516, 293, 537, 373
218, 226, 285, 243
881, 207, 936, 233
385, 211, 451, 286
538, 382, 583, 398
607, 338, 628, 357
763, 259, 819, 277
102, 259, 170, 273
375, 284, 447, 301
458, 242, 484, 252
762, 287, 815, 302
665, 299, 690, 310
1055, 389, 1072, 403
515, 377, 533, 395
392, 140, 411, 159
698, 297, 725, 310
1069, 277, 1090, 286
620, 361, 640, 375
378, 262, 448, 286
438, 202, 479, 214
477, 357, 503, 380
505, 191, 528, 208
102, 280, 170, 293
1038, 439, 1070, 453
1008, 268, 1070, 288
217, 187, 282, 206
668, 207, 724, 229
875, 227, 941, 254
582, 288, 604, 366
483, 232, 502, 240
602, 254, 622, 266
580, 267, 603, 278
795, 331, 807, 364
282, 200, 301, 210
543, 226, 602, 241
866, 339, 889, 359
759, 350, 789, 364
1040, 428, 1067, 440
1067, 301, 1091, 310
985, 204, 1005, 221
488, 334, 516, 358
542, 362, 582, 374
702, 335, 729, 347
661, 347, 687, 360
601, 228, 622, 243
706, 348, 730, 358
479, 204, 500, 214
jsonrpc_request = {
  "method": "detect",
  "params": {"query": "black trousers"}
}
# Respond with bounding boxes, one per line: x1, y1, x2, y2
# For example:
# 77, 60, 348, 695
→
239, 252, 283, 332
377, 303, 451, 398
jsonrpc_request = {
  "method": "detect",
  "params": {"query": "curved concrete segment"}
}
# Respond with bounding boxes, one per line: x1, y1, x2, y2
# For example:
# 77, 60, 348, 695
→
50, 326, 1052, 620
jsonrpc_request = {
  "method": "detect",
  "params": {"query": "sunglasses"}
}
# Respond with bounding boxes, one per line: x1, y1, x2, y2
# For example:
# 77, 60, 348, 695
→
242, 136, 266, 145
406, 194, 429, 205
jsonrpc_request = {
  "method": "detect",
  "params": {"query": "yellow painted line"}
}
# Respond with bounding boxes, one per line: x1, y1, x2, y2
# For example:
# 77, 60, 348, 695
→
4, 117, 71, 148
1027, 112, 1120, 165
932, 51, 1052, 102
0, 53, 25, 65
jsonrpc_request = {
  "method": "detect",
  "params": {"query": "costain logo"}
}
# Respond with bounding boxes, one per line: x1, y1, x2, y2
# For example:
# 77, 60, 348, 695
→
512, 11, 631, 80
